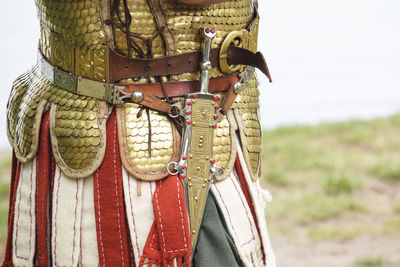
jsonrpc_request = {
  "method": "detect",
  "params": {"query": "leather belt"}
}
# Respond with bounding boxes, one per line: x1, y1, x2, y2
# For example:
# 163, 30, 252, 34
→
120, 74, 240, 98
37, 50, 239, 109
109, 46, 272, 83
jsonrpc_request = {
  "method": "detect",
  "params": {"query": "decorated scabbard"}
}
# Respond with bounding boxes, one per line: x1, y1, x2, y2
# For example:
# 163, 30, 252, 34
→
168, 28, 223, 250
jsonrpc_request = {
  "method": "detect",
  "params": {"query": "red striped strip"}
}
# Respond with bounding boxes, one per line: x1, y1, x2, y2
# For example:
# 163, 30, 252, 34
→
1, 153, 21, 267
139, 176, 191, 267
93, 110, 132, 266
35, 111, 51, 267
235, 155, 266, 264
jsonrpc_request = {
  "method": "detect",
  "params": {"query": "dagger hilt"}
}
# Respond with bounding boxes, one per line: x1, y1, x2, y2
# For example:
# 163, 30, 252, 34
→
199, 28, 216, 94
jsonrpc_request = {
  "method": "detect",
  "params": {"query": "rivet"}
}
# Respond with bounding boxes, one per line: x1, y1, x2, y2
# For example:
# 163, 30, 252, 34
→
131, 91, 144, 103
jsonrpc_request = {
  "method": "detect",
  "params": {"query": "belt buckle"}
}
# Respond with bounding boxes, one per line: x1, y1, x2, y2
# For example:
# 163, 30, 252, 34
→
219, 29, 248, 74
111, 85, 129, 105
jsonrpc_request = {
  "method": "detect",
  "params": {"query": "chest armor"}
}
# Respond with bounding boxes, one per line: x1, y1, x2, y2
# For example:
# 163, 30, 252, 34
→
8, 0, 262, 181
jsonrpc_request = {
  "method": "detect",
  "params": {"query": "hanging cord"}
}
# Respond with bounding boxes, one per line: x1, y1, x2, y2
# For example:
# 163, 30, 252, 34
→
110, 0, 162, 59
155, 76, 183, 135
110, 0, 140, 58
145, 108, 152, 157
155, 76, 172, 104
109, 0, 181, 155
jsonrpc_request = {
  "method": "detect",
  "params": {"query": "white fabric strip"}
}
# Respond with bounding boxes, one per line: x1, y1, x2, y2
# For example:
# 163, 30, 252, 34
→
79, 176, 99, 266
211, 170, 263, 267
236, 139, 276, 267
121, 166, 156, 266
12, 159, 37, 267
51, 166, 83, 267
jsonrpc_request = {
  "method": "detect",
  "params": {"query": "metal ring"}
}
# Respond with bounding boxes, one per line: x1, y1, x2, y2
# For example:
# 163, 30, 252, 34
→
168, 104, 181, 118
212, 167, 225, 182
167, 162, 179, 176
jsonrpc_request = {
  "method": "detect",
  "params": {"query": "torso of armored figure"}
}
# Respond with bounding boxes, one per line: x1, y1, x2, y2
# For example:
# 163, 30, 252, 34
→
4, 1, 276, 266
37, 0, 258, 81
8, 0, 263, 182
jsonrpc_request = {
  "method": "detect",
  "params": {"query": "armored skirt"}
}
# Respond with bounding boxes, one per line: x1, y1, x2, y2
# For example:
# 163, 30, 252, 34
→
3, 66, 275, 267
3, 0, 275, 266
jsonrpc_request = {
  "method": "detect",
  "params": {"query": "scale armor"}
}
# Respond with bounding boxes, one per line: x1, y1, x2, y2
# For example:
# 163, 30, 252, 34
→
4, 1, 275, 266
8, 0, 262, 181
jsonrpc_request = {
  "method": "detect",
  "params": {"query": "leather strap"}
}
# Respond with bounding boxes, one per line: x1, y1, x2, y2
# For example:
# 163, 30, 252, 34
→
139, 92, 173, 114
99, 0, 115, 50
220, 84, 237, 115
220, 66, 257, 115
228, 47, 272, 82
122, 73, 240, 114
121, 73, 240, 99
109, 46, 271, 83
147, 0, 176, 57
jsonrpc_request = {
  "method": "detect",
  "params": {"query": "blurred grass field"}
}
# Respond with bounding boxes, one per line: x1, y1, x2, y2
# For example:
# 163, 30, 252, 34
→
0, 114, 399, 266
262, 114, 400, 267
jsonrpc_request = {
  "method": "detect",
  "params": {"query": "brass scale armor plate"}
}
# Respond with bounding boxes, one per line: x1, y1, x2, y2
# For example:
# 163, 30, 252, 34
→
7, 0, 262, 180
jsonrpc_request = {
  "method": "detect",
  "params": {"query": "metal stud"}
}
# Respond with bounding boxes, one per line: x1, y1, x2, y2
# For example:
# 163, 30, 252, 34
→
131, 91, 144, 103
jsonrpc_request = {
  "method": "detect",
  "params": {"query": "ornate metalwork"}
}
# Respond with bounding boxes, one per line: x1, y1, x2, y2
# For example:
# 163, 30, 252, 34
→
54, 68, 77, 93
219, 30, 248, 74
168, 28, 225, 249
76, 45, 109, 82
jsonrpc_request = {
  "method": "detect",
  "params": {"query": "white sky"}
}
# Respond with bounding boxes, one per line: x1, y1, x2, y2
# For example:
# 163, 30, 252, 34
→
258, 0, 400, 127
0, 0, 399, 148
